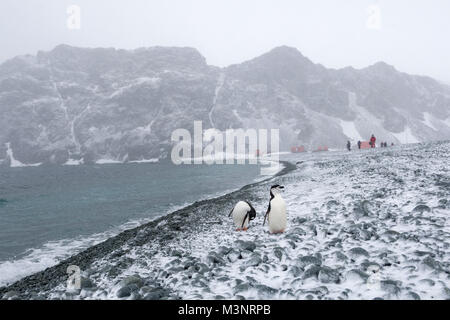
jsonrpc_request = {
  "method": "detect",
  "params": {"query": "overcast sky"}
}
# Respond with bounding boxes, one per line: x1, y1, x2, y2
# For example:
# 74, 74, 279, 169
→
1, 0, 449, 82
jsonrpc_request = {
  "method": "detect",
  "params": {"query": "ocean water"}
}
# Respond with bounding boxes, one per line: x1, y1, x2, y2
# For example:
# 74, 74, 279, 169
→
0, 161, 265, 286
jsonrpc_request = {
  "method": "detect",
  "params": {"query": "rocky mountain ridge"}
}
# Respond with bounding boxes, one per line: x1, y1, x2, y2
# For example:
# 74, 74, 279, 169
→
0, 45, 449, 165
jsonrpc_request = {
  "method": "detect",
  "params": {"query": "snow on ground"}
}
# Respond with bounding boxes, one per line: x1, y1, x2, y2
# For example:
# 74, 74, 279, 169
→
64, 158, 84, 166
2, 142, 449, 300
95, 159, 123, 164
128, 159, 159, 164
5, 142, 41, 168
391, 127, 420, 144
339, 119, 364, 142
422, 112, 438, 131
109, 77, 161, 98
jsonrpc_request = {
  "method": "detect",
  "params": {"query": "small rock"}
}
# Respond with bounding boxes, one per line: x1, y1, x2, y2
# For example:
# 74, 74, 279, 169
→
302, 265, 321, 280
194, 262, 210, 274
306, 286, 329, 296
412, 204, 431, 213
227, 249, 240, 263
143, 287, 170, 300
218, 246, 232, 255
318, 267, 340, 284
413, 250, 435, 257
206, 252, 225, 265
297, 255, 322, 268
240, 250, 253, 259
291, 227, 306, 235
405, 291, 421, 300
345, 269, 369, 282
380, 230, 400, 242
289, 266, 302, 278
335, 252, 348, 262
80, 277, 95, 289
255, 284, 278, 296
293, 217, 307, 224
418, 279, 435, 287
120, 275, 144, 288
170, 249, 183, 257
421, 256, 441, 271
235, 240, 256, 252
360, 261, 381, 272
234, 283, 251, 294
274, 247, 283, 261
380, 280, 401, 295
217, 276, 230, 282
2, 291, 19, 299
117, 286, 132, 298
245, 254, 262, 267
349, 247, 369, 259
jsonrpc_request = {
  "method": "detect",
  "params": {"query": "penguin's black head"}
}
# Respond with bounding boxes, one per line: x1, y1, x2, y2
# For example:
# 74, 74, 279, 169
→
270, 185, 284, 197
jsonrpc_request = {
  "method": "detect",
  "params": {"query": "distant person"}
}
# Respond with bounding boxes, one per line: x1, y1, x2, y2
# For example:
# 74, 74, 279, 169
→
370, 134, 376, 148
357, 140, 361, 150
347, 140, 351, 151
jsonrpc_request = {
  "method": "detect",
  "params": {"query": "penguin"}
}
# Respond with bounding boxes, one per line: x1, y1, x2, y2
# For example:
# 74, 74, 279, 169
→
263, 185, 286, 234
229, 201, 257, 231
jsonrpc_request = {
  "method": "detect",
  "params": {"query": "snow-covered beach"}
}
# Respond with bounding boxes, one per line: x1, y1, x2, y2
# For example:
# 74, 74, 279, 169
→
1, 141, 449, 300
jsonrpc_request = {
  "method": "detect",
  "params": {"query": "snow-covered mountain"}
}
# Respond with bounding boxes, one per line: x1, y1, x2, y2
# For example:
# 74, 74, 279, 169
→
0, 45, 449, 165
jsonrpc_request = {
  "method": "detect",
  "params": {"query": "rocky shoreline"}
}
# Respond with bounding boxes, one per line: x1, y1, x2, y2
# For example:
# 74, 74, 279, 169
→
1, 142, 450, 300
0, 162, 296, 299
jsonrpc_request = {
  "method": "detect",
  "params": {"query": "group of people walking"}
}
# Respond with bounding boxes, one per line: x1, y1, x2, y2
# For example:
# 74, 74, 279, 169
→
347, 134, 394, 151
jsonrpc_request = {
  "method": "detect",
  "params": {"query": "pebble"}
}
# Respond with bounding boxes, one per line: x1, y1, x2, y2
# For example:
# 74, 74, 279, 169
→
318, 267, 340, 284
380, 280, 401, 295
297, 255, 322, 268
235, 240, 256, 252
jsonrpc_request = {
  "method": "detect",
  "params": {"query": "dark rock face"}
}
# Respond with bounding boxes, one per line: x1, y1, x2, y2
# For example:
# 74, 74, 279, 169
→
1, 45, 450, 165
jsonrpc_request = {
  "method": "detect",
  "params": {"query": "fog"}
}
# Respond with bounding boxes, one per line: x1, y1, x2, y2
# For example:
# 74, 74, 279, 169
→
0, 0, 449, 82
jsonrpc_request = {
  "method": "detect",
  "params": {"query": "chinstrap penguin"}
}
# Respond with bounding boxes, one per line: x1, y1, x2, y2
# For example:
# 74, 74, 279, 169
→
229, 201, 257, 231
263, 185, 287, 234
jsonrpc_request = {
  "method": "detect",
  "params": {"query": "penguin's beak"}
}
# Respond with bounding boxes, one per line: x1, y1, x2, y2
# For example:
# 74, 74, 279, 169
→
279, 186, 285, 189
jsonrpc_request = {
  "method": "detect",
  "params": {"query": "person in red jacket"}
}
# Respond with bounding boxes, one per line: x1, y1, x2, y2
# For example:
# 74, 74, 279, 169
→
370, 134, 376, 148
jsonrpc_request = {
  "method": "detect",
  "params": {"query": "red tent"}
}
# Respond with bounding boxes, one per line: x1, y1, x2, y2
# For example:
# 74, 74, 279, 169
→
360, 141, 371, 149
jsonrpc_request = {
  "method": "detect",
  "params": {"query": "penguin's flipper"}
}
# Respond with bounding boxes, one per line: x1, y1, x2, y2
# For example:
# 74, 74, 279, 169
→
228, 207, 234, 217
241, 212, 250, 229
263, 203, 271, 226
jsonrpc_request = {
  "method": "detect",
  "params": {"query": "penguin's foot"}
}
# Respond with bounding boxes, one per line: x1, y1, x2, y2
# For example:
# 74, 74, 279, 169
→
236, 228, 241, 231
270, 230, 285, 234
243, 227, 248, 231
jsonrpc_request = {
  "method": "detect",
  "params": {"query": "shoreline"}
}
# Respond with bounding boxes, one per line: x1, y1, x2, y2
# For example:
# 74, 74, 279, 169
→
0, 161, 296, 298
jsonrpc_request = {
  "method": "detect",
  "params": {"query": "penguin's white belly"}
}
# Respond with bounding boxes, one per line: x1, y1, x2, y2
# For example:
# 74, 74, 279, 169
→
232, 201, 250, 229
268, 196, 286, 233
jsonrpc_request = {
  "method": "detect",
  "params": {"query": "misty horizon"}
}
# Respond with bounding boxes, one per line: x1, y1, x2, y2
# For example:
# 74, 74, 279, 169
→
1, 0, 450, 83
